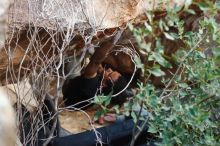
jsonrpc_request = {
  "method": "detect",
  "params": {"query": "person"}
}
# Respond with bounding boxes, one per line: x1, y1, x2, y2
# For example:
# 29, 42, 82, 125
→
62, 66, 133, 109
62, 30, 133, 109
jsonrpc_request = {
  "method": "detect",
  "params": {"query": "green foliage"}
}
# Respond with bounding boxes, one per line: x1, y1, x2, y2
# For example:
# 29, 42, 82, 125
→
129, 1, 220, 146
94, 1, 220, 145
142, 51, 220, 145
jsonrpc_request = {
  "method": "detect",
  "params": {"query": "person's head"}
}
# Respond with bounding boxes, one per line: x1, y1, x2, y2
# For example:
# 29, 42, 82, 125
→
102, 68, 133, 105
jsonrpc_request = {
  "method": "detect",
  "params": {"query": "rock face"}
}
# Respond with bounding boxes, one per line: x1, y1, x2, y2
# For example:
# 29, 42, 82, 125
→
8, 0, 188, 32
0, 1, 16, 146
8, 0, 170, 30
0, 94, 16, 146
0, 0, 11, 46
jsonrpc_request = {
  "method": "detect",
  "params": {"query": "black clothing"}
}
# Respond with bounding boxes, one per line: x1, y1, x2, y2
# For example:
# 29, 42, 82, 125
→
62, 75, 102, 108
62, 74, 133, 108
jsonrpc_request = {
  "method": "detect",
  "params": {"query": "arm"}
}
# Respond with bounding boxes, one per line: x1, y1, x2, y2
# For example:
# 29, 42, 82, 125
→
83, 29, 124, 78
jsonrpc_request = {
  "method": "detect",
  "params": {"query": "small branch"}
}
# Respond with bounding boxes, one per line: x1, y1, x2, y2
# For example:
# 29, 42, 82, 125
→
195, 94, 216, 106
160, 32, 208, 99
130, 101, 144, 146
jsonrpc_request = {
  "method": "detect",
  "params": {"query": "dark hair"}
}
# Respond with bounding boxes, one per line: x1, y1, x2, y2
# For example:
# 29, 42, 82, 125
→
103, 76, 133, 105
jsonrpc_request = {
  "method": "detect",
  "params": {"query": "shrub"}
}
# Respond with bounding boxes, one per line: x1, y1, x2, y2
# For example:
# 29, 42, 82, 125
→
95, 1, 220, 145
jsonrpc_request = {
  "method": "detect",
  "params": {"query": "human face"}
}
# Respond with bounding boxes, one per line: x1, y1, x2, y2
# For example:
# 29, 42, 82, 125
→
102, 68, 121, 87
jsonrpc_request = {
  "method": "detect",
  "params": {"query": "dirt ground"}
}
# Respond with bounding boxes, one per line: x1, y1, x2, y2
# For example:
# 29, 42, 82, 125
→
59, 106, 107, 134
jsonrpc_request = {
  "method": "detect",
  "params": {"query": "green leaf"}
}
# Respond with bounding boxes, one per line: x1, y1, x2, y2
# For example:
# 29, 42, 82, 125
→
161, 106, 170, 111
148, 95, 158, 107
170, 32, 179, 39
198, 2, 209, 11
148, 125, 157, 134
144, 22, 152, 32
213, 47, 220, 57
155, 39, 164, 53
178, 83, 188, 88
104, 96, 112, 106
131, 111, 137, 123
134, 55, 144, 72
174, 136, 182, 144
144, 43, 152, 52
164, 32, 175, 40
140, 42, 151, 52
93, 109, 106, 121
112, 105, 120, 114
189, 107, 196, 117
179, 91, 187, 97
165, 115, 176, 122
94, 95, 111, 106
185, 9, 196, 14
148, 67, 165, 77
149, 52, 172, 68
